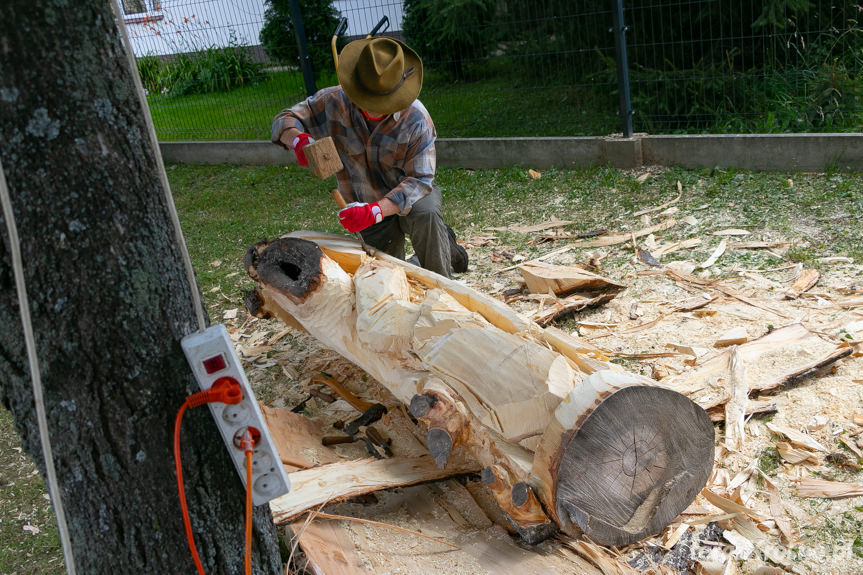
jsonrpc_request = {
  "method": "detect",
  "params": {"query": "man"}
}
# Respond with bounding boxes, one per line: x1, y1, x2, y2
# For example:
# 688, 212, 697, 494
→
271, 36, 468, 278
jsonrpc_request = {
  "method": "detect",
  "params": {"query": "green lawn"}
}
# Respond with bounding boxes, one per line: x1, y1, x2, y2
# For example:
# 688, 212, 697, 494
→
147, 70, 619, 141
148, 70, 308, 141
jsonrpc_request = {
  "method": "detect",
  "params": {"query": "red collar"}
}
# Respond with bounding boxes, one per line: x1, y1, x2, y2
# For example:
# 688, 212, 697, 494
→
361, 109, 387, 122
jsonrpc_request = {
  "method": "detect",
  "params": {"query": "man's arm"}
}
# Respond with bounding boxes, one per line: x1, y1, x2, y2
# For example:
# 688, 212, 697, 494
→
380, 107, 437, 215
377, 198, 399, 217
278, 128, 302, 149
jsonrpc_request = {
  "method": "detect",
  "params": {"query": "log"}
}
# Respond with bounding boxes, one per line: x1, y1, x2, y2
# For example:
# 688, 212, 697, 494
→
245, 233, 715, 546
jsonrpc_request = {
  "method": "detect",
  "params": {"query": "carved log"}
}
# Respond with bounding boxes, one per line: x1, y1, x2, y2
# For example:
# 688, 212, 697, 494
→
245, 233, 714, 546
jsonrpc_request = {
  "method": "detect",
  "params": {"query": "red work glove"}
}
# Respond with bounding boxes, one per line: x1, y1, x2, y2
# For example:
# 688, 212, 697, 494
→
291, 133, 314, 166
339, 202, 383, 233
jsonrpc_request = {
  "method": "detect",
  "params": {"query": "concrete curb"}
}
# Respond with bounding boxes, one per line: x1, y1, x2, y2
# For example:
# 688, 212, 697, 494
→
160, 133, 862, 172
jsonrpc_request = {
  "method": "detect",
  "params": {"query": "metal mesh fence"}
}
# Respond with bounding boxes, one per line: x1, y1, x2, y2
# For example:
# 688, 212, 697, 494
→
124, 0, 863, 141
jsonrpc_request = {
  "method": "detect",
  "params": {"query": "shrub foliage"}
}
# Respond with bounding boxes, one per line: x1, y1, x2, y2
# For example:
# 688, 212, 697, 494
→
259, 0, 341, 78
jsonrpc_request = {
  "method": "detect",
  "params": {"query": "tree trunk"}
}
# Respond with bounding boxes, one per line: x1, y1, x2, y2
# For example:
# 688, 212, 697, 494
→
245, 233, 715, 546
0, 3, 282, 572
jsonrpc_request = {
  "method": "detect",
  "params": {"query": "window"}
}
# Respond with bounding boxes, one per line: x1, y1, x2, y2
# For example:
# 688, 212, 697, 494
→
120, 0, 163, 23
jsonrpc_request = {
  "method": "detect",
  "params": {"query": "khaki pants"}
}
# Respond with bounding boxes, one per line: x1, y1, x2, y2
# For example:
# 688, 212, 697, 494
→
359, 187, 454, 278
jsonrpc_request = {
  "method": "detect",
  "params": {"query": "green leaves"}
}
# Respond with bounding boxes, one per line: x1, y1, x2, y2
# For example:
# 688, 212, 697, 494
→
259, 0, 341, 78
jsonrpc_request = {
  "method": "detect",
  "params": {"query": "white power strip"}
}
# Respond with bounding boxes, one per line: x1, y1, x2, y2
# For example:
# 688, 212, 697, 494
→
181, 325, 291, 505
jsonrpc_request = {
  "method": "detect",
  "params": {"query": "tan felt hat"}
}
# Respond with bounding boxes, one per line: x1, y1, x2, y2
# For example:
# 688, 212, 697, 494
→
337, 37, 423, 116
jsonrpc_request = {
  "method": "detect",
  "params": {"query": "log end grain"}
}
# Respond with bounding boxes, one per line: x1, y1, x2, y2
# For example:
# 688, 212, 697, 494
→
253, 238, 325, 300
553, 385, 714, 546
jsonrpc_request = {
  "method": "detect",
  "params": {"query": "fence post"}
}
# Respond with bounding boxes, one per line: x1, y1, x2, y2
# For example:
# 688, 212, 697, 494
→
288, 0, 317, 97
611, 0, 633, 137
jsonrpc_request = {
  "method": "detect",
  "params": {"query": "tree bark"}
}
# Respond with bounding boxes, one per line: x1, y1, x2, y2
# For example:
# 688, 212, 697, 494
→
245, 233, 715, 547
0, 2, 282, 572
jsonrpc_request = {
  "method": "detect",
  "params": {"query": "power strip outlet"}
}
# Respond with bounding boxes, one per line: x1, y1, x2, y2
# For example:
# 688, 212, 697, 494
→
181, 324, 291, 505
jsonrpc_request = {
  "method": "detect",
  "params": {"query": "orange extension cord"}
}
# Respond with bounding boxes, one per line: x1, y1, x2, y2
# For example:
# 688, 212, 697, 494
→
241, 430, 254, 575
173, 379, 254, 575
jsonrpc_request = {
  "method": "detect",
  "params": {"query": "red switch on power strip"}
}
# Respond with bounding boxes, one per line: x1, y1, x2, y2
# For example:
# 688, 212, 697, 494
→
203, 354, 227, 374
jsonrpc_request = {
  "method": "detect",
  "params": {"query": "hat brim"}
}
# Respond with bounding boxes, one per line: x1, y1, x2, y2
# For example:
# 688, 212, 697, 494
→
337, 38, 423, 116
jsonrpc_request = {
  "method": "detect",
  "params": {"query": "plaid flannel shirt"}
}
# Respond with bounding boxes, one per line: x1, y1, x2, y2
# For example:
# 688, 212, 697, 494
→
271, 86, 437, 214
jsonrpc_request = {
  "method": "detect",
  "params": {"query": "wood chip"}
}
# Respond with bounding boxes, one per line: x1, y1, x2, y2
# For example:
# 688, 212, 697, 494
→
713, 229, 751, 236
653, 237, 702, 257
632, 185, 681, 217
702, 488, 767, 522
637, 248, 662, 266
776, 442, 821, 465
784, 268, 820, 299
767, 423, 828, 452
497, 245, 575, 272
729, 241, 791, 250
700, 239, 728, 268
759, 471, 797, 546
666, 268, 793, 318
795, 478, 863, 499
563, 539, 641, 574
724, 347, 748, 451
727, 458, 759, 492
519, 262, 625, 296
715, 326, 749, 347
572, 219, 678, 248
694, 309, 719, 317
675, 293, 719, 312
533, 294, 617, 327
663, 523, 690, 550
489, 216, 571, 233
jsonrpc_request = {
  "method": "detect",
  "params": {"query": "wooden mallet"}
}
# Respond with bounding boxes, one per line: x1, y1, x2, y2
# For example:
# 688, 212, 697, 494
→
302, 136, 371, 251
303, 136, 349, 208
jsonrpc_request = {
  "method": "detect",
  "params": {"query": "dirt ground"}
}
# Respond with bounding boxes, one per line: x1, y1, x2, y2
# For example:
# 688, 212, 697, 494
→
229, 205, 863, 574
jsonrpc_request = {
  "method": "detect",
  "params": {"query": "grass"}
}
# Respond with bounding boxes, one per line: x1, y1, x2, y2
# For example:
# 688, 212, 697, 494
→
0, 409, 64, 575
148, 70, 309, 141
3, 163, 862, 571
147, 70, 618, 141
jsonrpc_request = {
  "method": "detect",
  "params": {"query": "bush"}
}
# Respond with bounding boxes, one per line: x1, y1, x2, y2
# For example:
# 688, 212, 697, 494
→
259, 0, 341, 78
167, 43, 263, 96
403, 0, 497, 79
136, 54, 165, 94
137, 40, 263, 97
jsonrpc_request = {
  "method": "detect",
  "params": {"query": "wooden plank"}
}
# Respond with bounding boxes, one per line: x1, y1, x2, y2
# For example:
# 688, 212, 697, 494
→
314, 481, 578, 575
292, 519, 374, 575
270, 456, 481, 524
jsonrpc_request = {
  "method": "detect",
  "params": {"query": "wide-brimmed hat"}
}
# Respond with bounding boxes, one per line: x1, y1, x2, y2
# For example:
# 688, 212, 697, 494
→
337, 37, 423, 116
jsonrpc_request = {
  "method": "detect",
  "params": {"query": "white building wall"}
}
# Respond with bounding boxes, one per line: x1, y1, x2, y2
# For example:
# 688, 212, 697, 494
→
123, 0, 403, 58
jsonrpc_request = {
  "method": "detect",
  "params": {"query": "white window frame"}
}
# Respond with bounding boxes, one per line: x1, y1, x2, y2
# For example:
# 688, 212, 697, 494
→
119, 0, 163, 24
